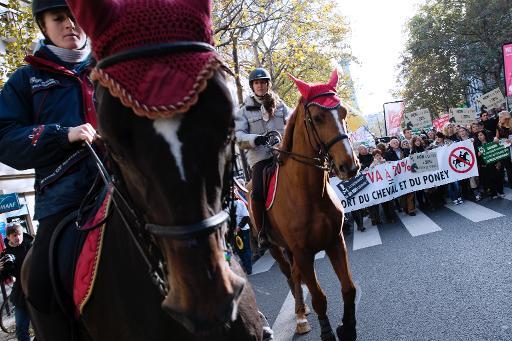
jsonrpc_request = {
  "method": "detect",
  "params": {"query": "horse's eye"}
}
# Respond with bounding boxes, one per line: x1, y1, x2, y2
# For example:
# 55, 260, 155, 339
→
313, 116, 322, 123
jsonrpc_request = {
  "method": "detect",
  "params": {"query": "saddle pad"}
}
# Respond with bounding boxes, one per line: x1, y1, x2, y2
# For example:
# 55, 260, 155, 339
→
73, 188, 112, 317
265, 164, 279, 211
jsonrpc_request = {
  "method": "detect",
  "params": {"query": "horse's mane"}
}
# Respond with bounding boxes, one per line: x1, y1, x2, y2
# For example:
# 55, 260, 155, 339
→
280, 101, 300, 162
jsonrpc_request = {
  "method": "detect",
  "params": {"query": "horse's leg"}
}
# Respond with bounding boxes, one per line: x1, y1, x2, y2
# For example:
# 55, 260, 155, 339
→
277, 249, 310, 335
292, 251, 334, 341
325, 235, 357, 341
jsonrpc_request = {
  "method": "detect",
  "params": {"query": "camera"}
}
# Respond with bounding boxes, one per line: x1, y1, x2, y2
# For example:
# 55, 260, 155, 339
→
0, 251, 16, 279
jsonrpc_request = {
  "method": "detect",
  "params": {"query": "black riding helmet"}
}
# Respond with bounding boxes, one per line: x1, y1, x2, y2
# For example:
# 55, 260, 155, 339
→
248, 68, 271, 91
32, 0, 69, 31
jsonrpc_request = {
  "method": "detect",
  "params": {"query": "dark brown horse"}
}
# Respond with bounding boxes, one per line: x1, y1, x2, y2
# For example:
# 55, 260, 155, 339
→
21, 0, 265, 340
250, 70, 360, 341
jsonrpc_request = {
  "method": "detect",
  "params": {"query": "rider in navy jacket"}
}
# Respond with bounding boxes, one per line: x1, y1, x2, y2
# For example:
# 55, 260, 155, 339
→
0, 42, 97, 221
0, 1, 99, 337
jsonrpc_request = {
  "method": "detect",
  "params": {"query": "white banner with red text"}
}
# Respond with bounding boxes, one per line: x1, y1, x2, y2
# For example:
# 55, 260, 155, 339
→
330, 140, 479, 213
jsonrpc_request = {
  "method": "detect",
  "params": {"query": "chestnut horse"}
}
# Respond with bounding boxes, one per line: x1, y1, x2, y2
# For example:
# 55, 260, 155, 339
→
21, 0, 265, 340
250, 70, 360, 341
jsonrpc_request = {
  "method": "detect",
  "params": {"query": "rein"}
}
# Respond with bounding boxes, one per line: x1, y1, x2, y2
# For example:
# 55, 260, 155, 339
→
84, 40, 234, 296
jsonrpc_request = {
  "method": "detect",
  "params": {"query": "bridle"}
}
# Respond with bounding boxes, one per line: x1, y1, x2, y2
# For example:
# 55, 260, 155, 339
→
83, 41, 234, 296
272, 92, 350, 172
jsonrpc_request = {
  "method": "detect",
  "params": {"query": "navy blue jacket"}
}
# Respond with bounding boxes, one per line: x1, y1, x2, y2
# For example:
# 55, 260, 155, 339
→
0, 45, 98, 220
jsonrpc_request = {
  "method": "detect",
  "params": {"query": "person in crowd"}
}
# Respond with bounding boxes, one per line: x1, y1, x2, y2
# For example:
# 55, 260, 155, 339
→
475, 131, 505, 199
235, 67, 291, 246
443, 123, 460, 142
376, 142, 387, 155
403, 128, 413, 142
0, 1, 99, 337
494, 110, 512, 188
480, 110, 498, 133
410, 136, 427, 209
457, 127, 471, 141
400, 139, 411, 157
367, 149, 387, 225
232, 199, 253, 274
427, 129, 436, 142
385, 138, 403, 161
357, 144, 373, 169
0, 224, 34, 341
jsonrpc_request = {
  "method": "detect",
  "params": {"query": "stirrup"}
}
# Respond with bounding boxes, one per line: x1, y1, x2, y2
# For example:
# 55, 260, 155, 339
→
257, 229, 270, 248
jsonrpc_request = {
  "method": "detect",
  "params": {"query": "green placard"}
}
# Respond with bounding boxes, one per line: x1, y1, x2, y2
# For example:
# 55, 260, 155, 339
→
478, 142, 510, 164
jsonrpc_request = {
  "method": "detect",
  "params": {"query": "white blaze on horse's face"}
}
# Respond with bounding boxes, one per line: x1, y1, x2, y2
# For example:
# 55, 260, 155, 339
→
330, 109, 352, 154
153, 115, 187, 182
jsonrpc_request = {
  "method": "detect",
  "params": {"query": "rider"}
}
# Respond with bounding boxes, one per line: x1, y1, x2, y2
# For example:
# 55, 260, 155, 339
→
0, 0, 98, 338
235, 68, 291, 246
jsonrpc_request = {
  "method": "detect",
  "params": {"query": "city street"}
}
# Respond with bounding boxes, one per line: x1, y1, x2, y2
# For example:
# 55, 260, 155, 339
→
249, 190, 512, 341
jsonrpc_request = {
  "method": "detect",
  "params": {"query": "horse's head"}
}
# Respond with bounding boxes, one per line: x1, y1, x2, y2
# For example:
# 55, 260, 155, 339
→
68, 0, 245, 334
289, 70, 360, 179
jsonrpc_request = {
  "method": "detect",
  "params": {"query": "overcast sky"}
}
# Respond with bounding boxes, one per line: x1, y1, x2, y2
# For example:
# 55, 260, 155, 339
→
337, 0, 425, 115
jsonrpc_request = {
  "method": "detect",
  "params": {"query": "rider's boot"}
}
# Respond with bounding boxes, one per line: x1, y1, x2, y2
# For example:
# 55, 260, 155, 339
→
251, 199, 271, 248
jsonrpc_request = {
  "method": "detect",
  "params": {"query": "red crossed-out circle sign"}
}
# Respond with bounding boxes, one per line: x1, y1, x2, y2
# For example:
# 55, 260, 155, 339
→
449, 146, 475, 173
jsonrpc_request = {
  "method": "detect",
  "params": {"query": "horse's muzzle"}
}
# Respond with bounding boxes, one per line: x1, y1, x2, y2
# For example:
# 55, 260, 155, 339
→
161, 272, 245, 334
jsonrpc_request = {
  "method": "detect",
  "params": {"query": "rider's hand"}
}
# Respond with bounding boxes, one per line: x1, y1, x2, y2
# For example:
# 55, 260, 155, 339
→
68, 123, 98, 144
254, 135, 270, 146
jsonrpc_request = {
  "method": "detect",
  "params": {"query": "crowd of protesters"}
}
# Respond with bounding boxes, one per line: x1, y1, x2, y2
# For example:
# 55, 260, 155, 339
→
346, 108, 512, 233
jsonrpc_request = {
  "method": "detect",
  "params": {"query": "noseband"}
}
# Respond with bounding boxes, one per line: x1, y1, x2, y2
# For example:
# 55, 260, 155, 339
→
86, 41, 232, 295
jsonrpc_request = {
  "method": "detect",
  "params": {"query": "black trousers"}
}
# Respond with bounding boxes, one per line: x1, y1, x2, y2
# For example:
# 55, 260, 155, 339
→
251, 158, 274, 202
26, 208, 78, 313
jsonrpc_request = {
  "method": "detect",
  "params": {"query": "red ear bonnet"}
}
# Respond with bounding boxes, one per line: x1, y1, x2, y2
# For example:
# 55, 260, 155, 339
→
66, 0, 221, 118
288, 69, 341, 109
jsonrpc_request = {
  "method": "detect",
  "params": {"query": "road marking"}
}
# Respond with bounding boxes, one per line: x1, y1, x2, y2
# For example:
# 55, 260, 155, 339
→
502, 187, 512, 200
397, 210, 442, 236
353, 217, 382, 250
315, 251, 326, 260
445, 200, 503, 222
250, 251, 276, 275
272, 285, 309, 341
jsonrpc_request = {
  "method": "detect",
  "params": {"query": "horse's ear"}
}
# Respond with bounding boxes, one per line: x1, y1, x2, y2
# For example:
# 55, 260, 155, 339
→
328, 69, 339, 88
288, 73, 310, 99
185, 0, 212, 15
66, 0, 118, 38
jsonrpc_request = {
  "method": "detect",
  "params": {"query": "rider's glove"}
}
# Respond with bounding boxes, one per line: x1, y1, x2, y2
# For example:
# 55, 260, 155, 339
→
254, 135, 270, 146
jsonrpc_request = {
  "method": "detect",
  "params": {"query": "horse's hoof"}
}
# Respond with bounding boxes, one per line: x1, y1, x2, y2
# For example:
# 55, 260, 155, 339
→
320, 330, 336, 341
304, 304, 311, 315
296, 321, 312, 334
336, 323, 357, 341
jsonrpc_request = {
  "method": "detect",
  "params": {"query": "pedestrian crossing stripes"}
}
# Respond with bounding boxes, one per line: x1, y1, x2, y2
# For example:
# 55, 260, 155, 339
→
444, 200, 504, 222
250, 196, 511, 274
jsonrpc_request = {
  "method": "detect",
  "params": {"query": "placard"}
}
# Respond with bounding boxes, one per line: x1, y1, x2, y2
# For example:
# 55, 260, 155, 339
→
410, 150, 439, 173
476, 88, 506, 111
403, 108, 432, 130
449, 108, 477, 126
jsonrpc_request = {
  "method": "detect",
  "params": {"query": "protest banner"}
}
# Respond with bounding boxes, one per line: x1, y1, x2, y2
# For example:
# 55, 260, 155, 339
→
476, 88, 506, 111
410, 151, 439, 173
433, 114, 450, 131
503, 42, 512, 97
477, 142, 510, 164
383, 101, 404, 136
330, 140, 478, 212
403, 108, 432, 130
449, 108, 477, 126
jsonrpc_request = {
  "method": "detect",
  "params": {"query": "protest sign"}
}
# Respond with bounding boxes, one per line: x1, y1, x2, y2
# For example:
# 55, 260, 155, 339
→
350, 126, 376, 148
335, 173, 370, 199
503, 42, 512, 97
383, 101, 404, 136
410, 150, 439, 173
477, 142, 510, 164
449, 108, 477, 126
433, 114, 450, 131
403, 108, 432, 130
331, 140, 478, 212
476, 88, 506, 111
